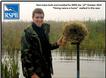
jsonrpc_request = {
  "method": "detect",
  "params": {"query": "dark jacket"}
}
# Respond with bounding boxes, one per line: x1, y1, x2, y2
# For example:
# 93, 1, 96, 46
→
21, 23, 59, 78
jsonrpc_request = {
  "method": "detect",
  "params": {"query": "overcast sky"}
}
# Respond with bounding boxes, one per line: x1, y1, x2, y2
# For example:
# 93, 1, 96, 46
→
2, 2, 105, 22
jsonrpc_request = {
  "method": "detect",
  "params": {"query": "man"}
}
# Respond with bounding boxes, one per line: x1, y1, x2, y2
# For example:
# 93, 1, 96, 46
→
21, 8, 64, 78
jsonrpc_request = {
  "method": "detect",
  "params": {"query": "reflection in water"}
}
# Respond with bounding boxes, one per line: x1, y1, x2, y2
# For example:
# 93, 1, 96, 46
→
53, 49, 105, 61
2, 49, 104, 78
52, 49, 105, 78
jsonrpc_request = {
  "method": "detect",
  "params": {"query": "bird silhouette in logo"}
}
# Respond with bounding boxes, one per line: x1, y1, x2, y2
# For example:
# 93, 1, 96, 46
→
4, 5, 16, 12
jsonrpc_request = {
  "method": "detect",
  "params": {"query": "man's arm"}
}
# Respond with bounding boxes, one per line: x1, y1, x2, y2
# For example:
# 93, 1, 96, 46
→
50, 36, 66, 50
42, 23, 59, 50
49, 42, 59, 50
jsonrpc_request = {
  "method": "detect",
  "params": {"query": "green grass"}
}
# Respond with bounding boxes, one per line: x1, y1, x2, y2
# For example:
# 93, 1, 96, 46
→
1, 55, 19, 78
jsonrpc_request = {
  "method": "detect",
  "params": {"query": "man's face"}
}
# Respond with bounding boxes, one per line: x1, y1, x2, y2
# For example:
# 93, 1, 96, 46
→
32, 13, 44, 27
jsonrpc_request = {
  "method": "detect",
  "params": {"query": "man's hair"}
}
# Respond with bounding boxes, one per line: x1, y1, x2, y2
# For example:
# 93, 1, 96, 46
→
32, 8, 44, 17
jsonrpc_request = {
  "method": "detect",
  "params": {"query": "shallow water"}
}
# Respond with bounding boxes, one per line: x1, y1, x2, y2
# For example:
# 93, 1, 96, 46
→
19, 50, 105, 78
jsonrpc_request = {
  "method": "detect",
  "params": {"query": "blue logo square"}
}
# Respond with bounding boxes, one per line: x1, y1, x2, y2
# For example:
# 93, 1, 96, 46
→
3, 4, 20, 20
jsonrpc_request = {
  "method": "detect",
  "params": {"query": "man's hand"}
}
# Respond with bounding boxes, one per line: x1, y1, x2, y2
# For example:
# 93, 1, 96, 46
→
31, 73, 40, 78
57, 36, 67, 46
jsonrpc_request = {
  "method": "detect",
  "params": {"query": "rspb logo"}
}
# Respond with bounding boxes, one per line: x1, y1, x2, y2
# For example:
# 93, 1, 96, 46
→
3, 4, 19, 20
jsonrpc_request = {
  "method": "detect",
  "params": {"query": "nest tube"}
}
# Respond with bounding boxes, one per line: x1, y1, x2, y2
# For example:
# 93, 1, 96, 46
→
63, 21, 88, 44
63, 21, 88, 78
